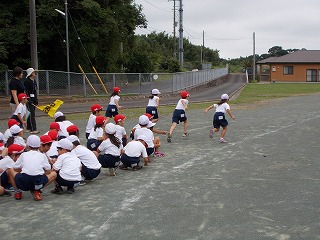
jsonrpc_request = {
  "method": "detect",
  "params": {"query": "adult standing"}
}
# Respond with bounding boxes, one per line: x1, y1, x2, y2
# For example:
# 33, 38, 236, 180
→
24, 68, 39, 134
9, 67, 25, 114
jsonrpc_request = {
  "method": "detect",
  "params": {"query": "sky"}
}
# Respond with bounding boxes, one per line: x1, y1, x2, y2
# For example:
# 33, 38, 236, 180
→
134, 0, 320, 59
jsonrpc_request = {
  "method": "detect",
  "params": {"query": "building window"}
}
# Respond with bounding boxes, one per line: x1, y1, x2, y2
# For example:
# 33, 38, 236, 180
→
283, 66, 293, 75
306, 69, 317, 82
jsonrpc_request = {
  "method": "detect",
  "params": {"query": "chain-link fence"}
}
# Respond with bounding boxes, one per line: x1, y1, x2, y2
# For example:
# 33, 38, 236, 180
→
0, 67, 228, 97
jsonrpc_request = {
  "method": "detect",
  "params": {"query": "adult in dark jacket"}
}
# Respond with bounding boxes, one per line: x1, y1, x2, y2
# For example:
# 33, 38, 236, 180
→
9, 66, 25, 114
24, 68, 39, 134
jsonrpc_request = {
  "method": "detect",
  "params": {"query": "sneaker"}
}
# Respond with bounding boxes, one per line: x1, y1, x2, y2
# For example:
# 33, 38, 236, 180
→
119, 165, 128, 170
30, 190, 42, 201
79, 181, 87, 186
109, 168, 116, 176
182, 133, 188, 137
25, 129, 31, 133
66, 187, 75, 194
167, 133, 172, 143
209, 129, 214, 138
14, 191, 23, 200
0, 190, 12, 197
132, 166, 143, 171
30, 130, 40, 134
219, 138, 227, 143
5, 184, 14, 192
51, 186, 63, 194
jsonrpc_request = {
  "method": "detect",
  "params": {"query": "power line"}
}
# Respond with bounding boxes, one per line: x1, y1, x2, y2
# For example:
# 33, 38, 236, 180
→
141, 0, 172, 12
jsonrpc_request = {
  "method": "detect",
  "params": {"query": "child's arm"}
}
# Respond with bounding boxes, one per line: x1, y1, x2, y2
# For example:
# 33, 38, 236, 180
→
226, 109, 235, 120
181, 100, 188, 110
114, 99, 122, 109
156, 97, 160, 108
17, 113, 26, 126
204, 104, 214, 113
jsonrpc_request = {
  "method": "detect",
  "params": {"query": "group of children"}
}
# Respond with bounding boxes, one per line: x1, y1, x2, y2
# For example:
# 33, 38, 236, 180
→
0, 86, 235, 201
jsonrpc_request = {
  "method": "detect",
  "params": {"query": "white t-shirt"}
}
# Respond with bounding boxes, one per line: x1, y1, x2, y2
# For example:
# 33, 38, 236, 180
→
88, 127, 104, 140
98, 139, 122, 156
13, 103, 27, 118
14, 136, 26, 147
86, 114, 96, 134
214, 102, 230, 113
109, 95, 120, 105
123, 141, 148, 158
46, 141, 58, 158
0, 156, 15, 176
115, 125, 126, 140
134, 127, 154, 148
57, 120, 73, 137
3, 129, 11, 144
72, 145, 101, 170
53, 152, 81, 181
14, 150, 51, 176
147, 96, 159, 107
175, 99, 189, 110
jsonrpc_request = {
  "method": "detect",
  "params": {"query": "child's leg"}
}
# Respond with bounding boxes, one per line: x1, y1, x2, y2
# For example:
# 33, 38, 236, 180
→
7, 169, 19, 190
154, 137, 161, 152
183, 119, 188, 134
221, 126, 228, 139
169, 122, 177, 135
44, 171, 57, 187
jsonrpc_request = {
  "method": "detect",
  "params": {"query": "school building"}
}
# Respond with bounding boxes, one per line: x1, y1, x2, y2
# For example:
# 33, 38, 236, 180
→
257, 50, 320, 82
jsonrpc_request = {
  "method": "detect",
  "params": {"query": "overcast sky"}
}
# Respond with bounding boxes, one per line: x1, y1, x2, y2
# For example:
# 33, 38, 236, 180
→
134, 0, 320, 59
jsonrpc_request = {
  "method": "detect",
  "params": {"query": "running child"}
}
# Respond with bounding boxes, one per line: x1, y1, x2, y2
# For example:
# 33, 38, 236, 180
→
86, 104, 103, 139
87, 116, 106, 151
11, 93, 29, 128
167, 91, 190, 142
105, 87, 122, 122
95, 123, 122, 176
7, 135, 57, 201
204, 93, 235, 143
146, 89, 161, 122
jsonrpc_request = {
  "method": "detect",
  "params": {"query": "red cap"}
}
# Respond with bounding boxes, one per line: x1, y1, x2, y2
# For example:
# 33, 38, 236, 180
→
18, 93, 29, 101
144, 113, 153, 120
49, 122, 61, 131
40, 135, 53, 144
47, 130, 58, 141
95, 116, 106, 125
180, 91, 190, 98
8, 119, 19, 128
67, 125, 79, 133
114, 114, 126, 123
113, 87, 121, 93
91, 104, 103, 112
8, 144, 25, 154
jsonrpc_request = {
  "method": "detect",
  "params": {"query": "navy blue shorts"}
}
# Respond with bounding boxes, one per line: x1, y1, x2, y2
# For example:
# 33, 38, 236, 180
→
56, 172, 80, 187
121, 154, 140, 168
87, 139, 102, 151
81, 163, 101, 180
172, 109, 187, 124
146, 106, 159, 119
11, 115, 23, 128
146, 147, 154, 156
15, 173, 49, 191
213, 112, 228, 129
105, 104, 118, 118
1, 171, 9, 188
98, 154, 121, 168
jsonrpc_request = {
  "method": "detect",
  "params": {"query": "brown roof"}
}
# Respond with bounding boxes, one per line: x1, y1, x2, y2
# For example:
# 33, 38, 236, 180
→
257, 50, 320, 64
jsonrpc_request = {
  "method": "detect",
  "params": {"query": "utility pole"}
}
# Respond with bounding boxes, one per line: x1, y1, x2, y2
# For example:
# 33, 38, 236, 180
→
29, 0, 38, 70
65, 0, 70, 95
201, 30, 204, 64
178, 0, 183, 68
253, 32, 256, 82
169, 0, 178, 59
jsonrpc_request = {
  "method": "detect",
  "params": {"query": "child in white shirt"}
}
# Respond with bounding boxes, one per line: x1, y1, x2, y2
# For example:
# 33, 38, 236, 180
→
11, 93, 29, 128
85, 104, 103, 139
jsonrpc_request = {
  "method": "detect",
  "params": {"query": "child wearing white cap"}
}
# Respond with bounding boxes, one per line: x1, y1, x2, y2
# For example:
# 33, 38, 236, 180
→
51, 138, 82, 194
6, 125, 26, 147
7, 135, 57, 201
134, 115, 155, 164
204, 93, 235, 143
146, 88, 161, 122
95, 123, 122, 176
120, 135, 149, 170
54, 111, 74, 139
68, 135, 101, 180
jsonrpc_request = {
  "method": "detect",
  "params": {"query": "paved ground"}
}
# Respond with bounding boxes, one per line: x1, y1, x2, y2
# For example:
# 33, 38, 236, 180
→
0, 92, 320, 239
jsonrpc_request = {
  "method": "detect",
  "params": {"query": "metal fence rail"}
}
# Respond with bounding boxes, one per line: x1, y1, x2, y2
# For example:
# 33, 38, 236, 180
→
0, 67, 228, 97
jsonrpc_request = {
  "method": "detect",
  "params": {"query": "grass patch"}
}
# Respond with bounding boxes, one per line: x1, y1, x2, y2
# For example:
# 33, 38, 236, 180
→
232, 83, 320, 104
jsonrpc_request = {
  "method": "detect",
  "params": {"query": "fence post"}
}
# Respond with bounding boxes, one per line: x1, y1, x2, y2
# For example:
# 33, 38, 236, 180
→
83, 74, 87, 98
113, 74, 116, 89
46, 71, 49, 95
139, 73, 141, 95
5, 70, 8, 96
